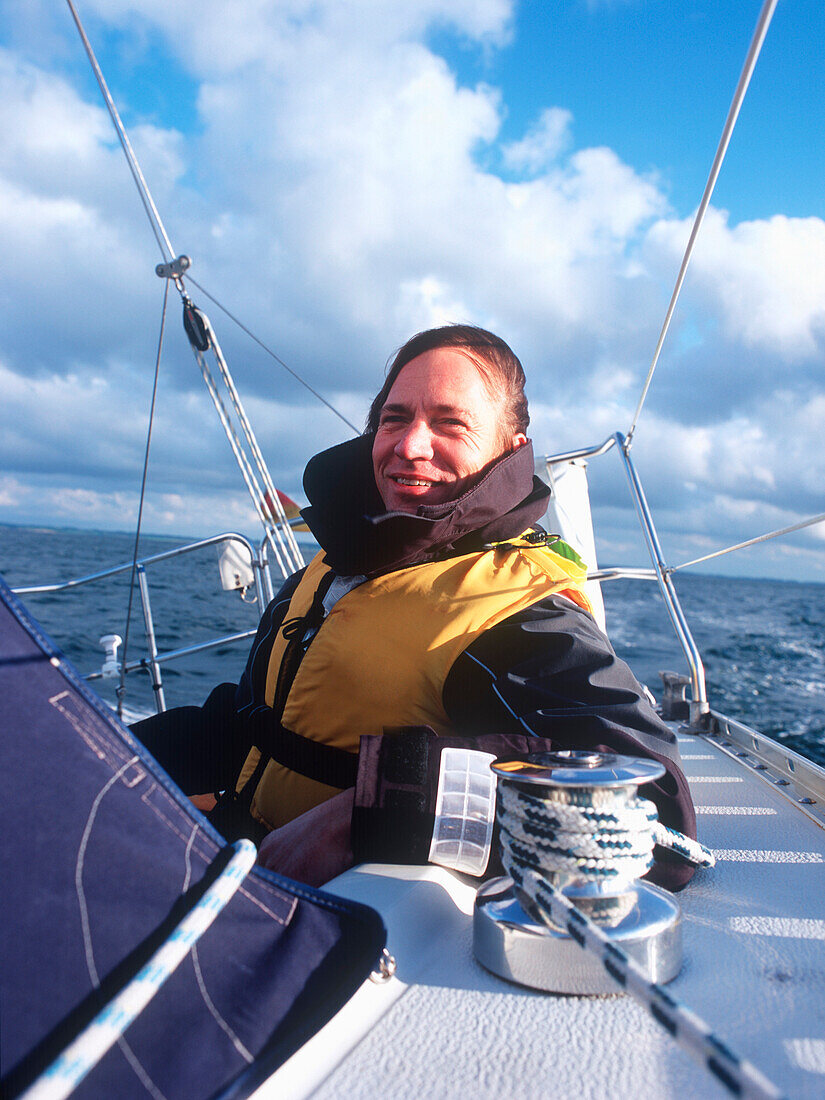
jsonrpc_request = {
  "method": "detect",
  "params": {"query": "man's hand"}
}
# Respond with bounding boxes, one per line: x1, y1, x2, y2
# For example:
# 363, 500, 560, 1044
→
256, 787, 355, 887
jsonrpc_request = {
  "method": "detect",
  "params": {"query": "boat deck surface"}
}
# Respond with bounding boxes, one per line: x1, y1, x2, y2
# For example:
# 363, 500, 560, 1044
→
262, 729, 825, 1099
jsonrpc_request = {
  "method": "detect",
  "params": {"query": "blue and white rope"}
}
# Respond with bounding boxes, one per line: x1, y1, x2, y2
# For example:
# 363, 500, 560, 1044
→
498, 785, 780, 1099
22, 839, 257, 1100
517, 869, 784, 1100
655, 821, 716, 868
497, 780, 715, 929
498, 781, 714, 881
498, 783, 657, 884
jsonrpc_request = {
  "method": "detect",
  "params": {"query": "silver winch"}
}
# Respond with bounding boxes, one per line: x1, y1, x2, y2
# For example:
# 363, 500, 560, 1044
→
473, 749, 682, 994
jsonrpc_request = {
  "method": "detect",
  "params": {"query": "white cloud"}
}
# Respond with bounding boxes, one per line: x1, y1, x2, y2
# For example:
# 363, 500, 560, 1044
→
502, 107, 572, 174
0, 477, 23, 508
0, 1, 822, 581
82, 0, 514, 75
0, 47, 184, 214
647, 208, 825, 359
395, 277, 473, 333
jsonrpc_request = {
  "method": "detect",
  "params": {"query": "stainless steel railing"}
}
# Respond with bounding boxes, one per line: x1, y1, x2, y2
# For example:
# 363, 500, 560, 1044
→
13, 532, 275, 714
543, 433, 710, 727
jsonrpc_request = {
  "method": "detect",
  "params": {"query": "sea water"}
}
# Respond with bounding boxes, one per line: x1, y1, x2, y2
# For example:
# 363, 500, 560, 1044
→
1, 523, 823, 767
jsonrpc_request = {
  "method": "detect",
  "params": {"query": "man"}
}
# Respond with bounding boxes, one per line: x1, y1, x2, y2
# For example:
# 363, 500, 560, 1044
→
134, 324, 695, 890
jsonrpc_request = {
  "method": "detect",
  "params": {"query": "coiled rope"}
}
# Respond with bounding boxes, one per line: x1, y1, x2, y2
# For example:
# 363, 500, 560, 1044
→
496, 778, 782, 1100
499, 782, 712, 883
498, 780, 714, 929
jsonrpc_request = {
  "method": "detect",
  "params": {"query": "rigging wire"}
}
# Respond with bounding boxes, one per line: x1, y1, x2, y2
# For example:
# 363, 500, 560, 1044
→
67, 0, 359, 441
116, 280, 169, 718
192, 348, 292, 578
624, 0, 780, 450
195, 312, 304, 569
668, 512, 825, 575
186, 275, 360, 434
65, 0, 176, 268
66, 0, 323, 584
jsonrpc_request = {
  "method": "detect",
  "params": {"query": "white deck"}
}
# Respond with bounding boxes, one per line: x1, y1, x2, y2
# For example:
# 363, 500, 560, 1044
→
261, 732, 825, 1099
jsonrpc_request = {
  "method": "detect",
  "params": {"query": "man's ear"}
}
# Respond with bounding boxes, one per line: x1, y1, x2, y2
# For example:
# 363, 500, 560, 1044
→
511, 433, 528, 451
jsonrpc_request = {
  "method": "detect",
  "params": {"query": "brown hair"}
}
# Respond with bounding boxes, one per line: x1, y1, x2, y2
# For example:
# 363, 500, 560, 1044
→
365, 324, 530, 442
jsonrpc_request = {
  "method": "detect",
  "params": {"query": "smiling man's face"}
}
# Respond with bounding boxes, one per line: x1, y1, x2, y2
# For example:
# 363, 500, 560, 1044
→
371, 347, 527, 513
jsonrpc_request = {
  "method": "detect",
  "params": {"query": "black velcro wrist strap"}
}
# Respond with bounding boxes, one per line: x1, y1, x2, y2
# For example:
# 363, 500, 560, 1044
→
352, 727, 435, 864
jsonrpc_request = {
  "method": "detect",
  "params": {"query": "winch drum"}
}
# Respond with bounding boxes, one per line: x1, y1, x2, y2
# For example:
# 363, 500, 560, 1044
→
473, 750, 683, 994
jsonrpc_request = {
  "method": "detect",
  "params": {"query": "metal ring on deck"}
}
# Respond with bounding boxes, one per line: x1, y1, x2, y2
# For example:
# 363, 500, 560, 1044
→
369, 948, 397, 984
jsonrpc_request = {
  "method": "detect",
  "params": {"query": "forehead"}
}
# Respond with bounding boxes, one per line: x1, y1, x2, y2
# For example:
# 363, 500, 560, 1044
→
382, 348, 498, 411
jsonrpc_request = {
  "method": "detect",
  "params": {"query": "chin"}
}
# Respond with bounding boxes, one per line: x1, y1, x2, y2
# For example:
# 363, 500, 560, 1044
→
383, 486, 444, 512
386, 494, 430, 513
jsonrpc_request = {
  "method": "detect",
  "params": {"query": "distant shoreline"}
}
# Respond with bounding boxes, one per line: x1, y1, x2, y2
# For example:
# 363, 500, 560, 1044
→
0, 520, 319, 547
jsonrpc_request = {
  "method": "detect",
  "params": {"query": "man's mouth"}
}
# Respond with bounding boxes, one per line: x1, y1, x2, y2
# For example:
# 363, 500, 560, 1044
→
392, 476, 436, 487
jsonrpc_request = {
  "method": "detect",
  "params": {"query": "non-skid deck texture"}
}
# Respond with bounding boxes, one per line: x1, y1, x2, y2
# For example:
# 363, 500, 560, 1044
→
267, 733, 825, 1099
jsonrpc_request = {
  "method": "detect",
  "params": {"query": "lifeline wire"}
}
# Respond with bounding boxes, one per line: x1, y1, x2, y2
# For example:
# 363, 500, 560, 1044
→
625, 0, 779, 449
669, 512, 825, 574
497, 788, 780, 1100
116, 280, 169, 719
21, 839, 258, 1100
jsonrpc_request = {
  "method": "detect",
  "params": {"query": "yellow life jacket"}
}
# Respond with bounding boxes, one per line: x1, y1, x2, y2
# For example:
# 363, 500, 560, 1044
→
237, 539, 592, 830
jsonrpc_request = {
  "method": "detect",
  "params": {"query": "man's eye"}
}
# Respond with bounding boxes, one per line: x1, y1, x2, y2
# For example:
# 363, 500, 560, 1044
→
379, 414, 405, 426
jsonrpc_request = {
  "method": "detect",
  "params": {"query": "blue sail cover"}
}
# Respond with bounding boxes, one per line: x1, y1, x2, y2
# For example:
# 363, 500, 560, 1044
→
0, 576, 385, 1098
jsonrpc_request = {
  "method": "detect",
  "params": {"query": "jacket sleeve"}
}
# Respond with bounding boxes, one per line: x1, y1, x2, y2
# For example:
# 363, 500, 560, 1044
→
353, 594, 698, 891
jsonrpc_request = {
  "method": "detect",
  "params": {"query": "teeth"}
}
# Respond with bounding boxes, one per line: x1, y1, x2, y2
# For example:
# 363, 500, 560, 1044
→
395, 477, 432, 486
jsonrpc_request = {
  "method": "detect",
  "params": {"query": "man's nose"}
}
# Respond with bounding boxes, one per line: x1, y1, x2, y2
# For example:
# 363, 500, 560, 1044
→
394, 420, 434, 460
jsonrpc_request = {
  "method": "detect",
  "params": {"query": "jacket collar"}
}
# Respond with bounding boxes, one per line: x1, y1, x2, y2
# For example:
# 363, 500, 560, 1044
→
301, 433, 550, 576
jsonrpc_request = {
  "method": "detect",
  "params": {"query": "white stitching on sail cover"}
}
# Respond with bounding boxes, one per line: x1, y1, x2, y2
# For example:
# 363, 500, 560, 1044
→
75, 757, 168, 1100
183, 825, 255, 1063
51, 689, 145, 785
180, 827, 255, 1064
140, 782, 295, 923
76, 760, 137, 985
238, 883, 298, 924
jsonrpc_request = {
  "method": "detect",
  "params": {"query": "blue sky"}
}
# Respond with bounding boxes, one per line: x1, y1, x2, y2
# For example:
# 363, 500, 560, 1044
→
0, 0, 824, 580
445, 0, 824, 222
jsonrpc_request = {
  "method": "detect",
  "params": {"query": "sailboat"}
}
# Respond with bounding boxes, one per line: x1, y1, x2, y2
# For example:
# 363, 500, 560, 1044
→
2, 1, 825, 1098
